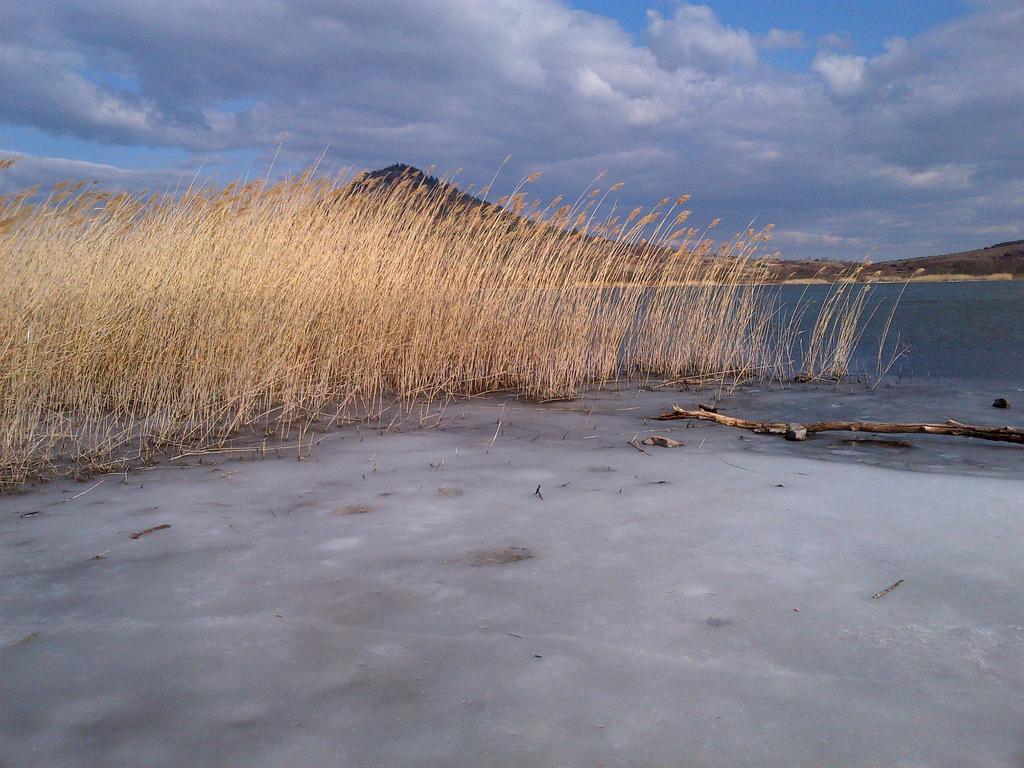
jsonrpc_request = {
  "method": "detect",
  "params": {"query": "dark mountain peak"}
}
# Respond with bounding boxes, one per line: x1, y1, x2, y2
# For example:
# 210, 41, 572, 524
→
359, 163, 442, 190
348, 164, 495, 215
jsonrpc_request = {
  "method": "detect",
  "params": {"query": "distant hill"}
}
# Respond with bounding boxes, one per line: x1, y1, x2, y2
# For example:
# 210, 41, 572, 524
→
763, 240, 1024, 283
873, 239, 1024, 278
347, 163, 495, 214
352, 163, 448, 195
350, 165, 1023, 283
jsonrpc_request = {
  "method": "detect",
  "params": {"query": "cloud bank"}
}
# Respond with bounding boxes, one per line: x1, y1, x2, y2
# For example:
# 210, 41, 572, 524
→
2, 0, 1022, 259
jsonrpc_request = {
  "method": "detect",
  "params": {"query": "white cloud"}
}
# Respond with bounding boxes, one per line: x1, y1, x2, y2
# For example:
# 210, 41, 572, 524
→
873, 36, 910, 70
818, 32, 856, 51
0, 45, 155, 140
812, 52, 868, 95
774, 230, 866, 249
812, 36, 912, 97
760, 28, 805, 50
573, 67, 673, 127
872, 163, 974, 191
0, 151, 183, 194
647, 4, 758, 71
1, 0, 1022, 260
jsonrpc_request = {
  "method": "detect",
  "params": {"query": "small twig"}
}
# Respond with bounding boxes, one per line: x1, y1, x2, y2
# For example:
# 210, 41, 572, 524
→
131, 524, 171, 540
872, 579, 904, 600
64, 479, 104, 502
628, 434, 651, 455
486, 420, 502, 453
722, 460, 760, 474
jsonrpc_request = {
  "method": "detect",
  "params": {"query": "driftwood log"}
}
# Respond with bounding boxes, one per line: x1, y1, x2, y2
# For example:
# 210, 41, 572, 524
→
654, 405, 1024, 445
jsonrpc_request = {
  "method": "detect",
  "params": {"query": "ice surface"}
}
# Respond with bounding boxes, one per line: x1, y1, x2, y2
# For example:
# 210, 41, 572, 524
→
2, 384, 1023, 767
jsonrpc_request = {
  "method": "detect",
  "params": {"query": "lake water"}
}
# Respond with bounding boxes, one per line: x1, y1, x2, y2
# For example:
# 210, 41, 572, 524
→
702, 280, 1024, 477
784, 280, 1024, 388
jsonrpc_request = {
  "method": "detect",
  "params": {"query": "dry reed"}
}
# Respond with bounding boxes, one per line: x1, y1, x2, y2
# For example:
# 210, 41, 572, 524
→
0, 163, 869, 487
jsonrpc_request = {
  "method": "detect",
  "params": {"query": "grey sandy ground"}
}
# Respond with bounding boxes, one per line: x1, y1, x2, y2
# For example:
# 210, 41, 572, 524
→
2, 386, 1023, 767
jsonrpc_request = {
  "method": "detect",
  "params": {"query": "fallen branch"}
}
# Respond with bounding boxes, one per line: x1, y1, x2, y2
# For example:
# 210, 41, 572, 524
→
131, 524, 171, 540
872, 579, 904, 600
653, 406, 1024, 445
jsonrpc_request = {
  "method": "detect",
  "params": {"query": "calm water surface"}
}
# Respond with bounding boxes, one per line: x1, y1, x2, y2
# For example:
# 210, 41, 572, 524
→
783, 280, 1024, 387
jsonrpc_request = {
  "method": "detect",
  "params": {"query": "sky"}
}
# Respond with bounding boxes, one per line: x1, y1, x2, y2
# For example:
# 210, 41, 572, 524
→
1, 0, 1021, 260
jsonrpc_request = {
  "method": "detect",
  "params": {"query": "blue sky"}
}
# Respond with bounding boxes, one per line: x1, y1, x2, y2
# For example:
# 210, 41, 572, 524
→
571, 0, 972, 74
1, 0, 1021, 260
571, 1, 968, 50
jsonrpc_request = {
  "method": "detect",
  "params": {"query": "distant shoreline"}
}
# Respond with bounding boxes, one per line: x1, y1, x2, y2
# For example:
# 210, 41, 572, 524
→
779, 272, 1018, 285
762, 239, 1024, 284
583, 273, 1020, 289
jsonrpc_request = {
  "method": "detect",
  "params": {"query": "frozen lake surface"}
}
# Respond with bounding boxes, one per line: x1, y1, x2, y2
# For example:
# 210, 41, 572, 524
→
2, 384, 1023, 767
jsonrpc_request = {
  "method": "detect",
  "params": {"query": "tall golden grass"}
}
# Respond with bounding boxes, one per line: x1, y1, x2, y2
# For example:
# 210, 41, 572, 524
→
0, 161, 869, 487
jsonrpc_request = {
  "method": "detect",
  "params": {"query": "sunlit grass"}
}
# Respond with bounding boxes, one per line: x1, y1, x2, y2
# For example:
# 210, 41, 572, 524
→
0, 161, 867, 487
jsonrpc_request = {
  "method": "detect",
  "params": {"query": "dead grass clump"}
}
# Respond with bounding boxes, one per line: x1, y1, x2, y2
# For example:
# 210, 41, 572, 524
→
0, 164, 868, 487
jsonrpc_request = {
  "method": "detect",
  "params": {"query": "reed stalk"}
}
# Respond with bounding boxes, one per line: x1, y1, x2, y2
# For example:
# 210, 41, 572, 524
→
0, 164, 871, 487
